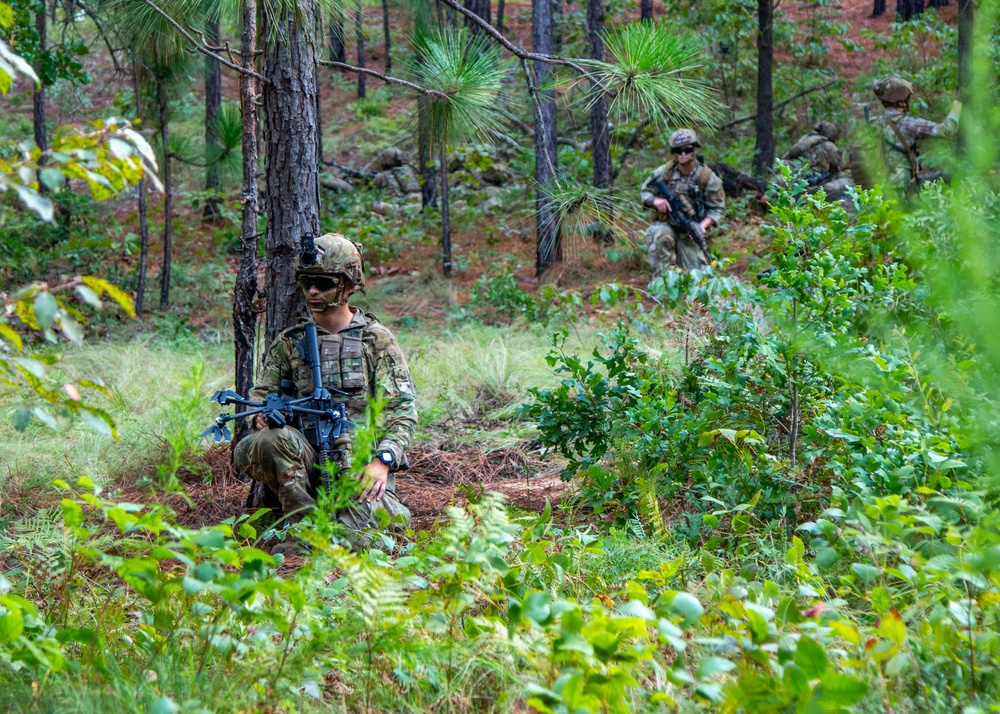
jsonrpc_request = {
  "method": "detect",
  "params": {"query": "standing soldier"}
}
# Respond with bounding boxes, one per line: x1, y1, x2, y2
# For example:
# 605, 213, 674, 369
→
235, 233, 417, 553
871, 77, 961, 190
640, 129, 725, 272
784, 121, 854, 200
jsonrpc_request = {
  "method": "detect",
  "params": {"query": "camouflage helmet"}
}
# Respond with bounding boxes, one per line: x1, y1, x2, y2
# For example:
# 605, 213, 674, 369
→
668, 128, 701, 150
814, 121, 839, 141
872, 77, 914, 105
295, 232, 366, 290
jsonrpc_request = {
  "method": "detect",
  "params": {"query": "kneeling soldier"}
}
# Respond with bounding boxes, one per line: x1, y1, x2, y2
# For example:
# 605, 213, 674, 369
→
235, 233, 417, 552
640, 128, 725, 272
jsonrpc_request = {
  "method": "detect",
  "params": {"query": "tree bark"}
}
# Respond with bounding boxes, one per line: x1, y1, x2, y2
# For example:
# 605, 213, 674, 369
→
588, 0, 611, 243
262, 1, 320, 343
640, 0, 652, 22
381, 0, 391, 74
496, 0, 505, 32
234, 0, 260, 454
927, 0, 947, 7
157, 78, 173, 310
355, 8, 366, 99
464, 0, 491, 33
133, 62, 149, 317
533, 0, 561, 276
872, 0, 886, 17
33, 5, 47, 159
753, 0, 774, 177
418, 103, 438, 209
439, 142, 452, 276
204, 14, 223, 221
329, 5, 346, 63
896, 0, 924, 20
957, 0, 972, 153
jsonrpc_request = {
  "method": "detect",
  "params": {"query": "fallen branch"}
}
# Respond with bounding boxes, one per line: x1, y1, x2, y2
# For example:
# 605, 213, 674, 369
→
720, 79, 838, 130
321, 159, 376, 180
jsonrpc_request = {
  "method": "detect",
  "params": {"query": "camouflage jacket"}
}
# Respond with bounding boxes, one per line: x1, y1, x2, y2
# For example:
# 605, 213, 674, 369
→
874, 108, 957, 181
640, 160, 725, 227
784, 132, 845, 177
250, 309, 417, 467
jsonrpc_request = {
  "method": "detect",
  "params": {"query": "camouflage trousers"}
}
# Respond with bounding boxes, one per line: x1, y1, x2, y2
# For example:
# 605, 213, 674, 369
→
234, 426, 411, 546
645, 222, 710, 272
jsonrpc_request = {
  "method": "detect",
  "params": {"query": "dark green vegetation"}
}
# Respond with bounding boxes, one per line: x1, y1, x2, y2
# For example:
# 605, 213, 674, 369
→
5, 0, 1000, 712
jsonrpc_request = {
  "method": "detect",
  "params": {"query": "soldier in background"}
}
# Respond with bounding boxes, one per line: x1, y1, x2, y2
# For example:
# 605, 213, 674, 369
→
871, 76, 961, 190
235, 233, 417, 553
640, 129, 726, 272
784, 121, 855, 200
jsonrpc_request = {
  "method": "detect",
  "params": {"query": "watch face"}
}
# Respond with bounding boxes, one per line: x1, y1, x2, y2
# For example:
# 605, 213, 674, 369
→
379, 451, 394, 465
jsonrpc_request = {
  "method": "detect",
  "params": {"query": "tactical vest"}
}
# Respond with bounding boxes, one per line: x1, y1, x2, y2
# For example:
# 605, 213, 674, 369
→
291, 328, 371, 421
660, 160, 713, 223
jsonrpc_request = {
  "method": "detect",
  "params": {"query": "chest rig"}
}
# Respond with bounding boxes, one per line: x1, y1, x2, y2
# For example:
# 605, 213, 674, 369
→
292, 328, 370, 421
661, 160, 712, 223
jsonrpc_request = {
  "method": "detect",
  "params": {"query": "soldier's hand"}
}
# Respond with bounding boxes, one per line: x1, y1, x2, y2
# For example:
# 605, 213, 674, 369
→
358, 460, 389, 503
653, 197, 671, 214
698, 218, 713, 233
253, 413, 267, 430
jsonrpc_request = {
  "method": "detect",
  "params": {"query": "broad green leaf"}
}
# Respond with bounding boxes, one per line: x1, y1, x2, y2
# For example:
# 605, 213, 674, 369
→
794, 636, 827, 679
0, 3, 13, 30
61, 499, 84, 527
668, 592, 703, 626
0, 598, 25, 644
818, 672, 867, 706
12, 407, 30, 431
850, 563, 881, 584
79, 406, 115, 437
149, 697, 180, 714
696, 656, 735, 678
33, 292, 58, 332
39, 167, 64, 190
74, 285, 103, 309
15, 358, 46, 379
0, 323, 22, 350
0, 39, 39, 84
15, 185, 53, 221
746, 608, 769, 644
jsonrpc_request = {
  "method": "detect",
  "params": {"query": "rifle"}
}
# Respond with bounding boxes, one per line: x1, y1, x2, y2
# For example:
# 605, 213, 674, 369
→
805, 170, 831, 187
203, 321, 356, 494
649, 176, 710, 256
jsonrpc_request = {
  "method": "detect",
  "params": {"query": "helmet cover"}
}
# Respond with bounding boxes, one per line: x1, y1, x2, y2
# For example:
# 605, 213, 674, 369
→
669, 128, 701, 149
296, 233, 366, 311
814, 121, 839, 141
872, 77, 914, 105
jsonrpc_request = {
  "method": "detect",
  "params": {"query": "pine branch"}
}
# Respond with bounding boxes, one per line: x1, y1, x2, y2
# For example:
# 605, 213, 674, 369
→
721, 79, 838, 129
318, 60, 450, 99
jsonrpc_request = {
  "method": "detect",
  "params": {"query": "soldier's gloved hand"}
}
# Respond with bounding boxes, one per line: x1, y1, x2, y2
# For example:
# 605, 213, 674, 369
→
358, 459, 389, 503
653, 197, 671, 214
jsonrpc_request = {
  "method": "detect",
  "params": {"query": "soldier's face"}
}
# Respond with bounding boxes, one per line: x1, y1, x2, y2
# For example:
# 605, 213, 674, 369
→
673, 145, 696, 166
299, 274, 354, 312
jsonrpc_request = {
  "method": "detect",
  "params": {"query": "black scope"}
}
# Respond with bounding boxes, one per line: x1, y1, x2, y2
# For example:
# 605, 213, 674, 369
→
300, 232, 318, 267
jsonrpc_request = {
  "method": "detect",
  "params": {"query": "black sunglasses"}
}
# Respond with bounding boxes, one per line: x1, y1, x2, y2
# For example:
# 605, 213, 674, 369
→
298, 275, 341, 292
671, 146, 696, 155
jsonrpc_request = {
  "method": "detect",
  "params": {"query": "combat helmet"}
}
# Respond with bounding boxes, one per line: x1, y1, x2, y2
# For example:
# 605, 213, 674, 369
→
872, 77, 914, 105
814, 121, 839, 141
296, 232, 367, 290
669, 128, 701, 150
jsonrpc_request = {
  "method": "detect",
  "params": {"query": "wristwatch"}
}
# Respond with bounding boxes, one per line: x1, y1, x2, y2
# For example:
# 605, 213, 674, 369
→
376, 450, 396, 469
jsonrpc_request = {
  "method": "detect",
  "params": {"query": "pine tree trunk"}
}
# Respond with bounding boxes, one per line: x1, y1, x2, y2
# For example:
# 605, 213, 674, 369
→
496, 0, 505, 32
872, 0, 886, 17
957, 0, 972, 153
533, 0, 561, 276
464, 0, 491, 32
440, 142, 452, 277
33, 6, 47, 192
896, 0, 924, 20
588, 0, 611, 243
234, 0, 260, 453
204, 15, 222, 221
418, 103, 438, 209
927, 0, 947, 7
262, 1, 320, 343
382, 0, 391, 74
552, 0, 563, 54
133, 62, 149, 317
640, 0, 652, 21
753, 0, 774, 177
157, 79, 173, 310
356, 8, 366, 99
330, 5, 346, 63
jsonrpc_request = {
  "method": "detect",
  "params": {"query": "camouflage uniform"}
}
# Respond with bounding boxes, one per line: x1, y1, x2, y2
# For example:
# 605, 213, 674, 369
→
234, 235, 417, 545
640, 160, 725, 272
784, 123, 854, 198
870, 77, 959, 189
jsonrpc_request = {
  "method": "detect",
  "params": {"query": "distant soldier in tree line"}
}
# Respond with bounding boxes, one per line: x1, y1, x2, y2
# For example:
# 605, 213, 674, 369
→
870, 76, 962, 191
783, 121, 855, 201
640, 129, 726, 272
235, 234, 417, 554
